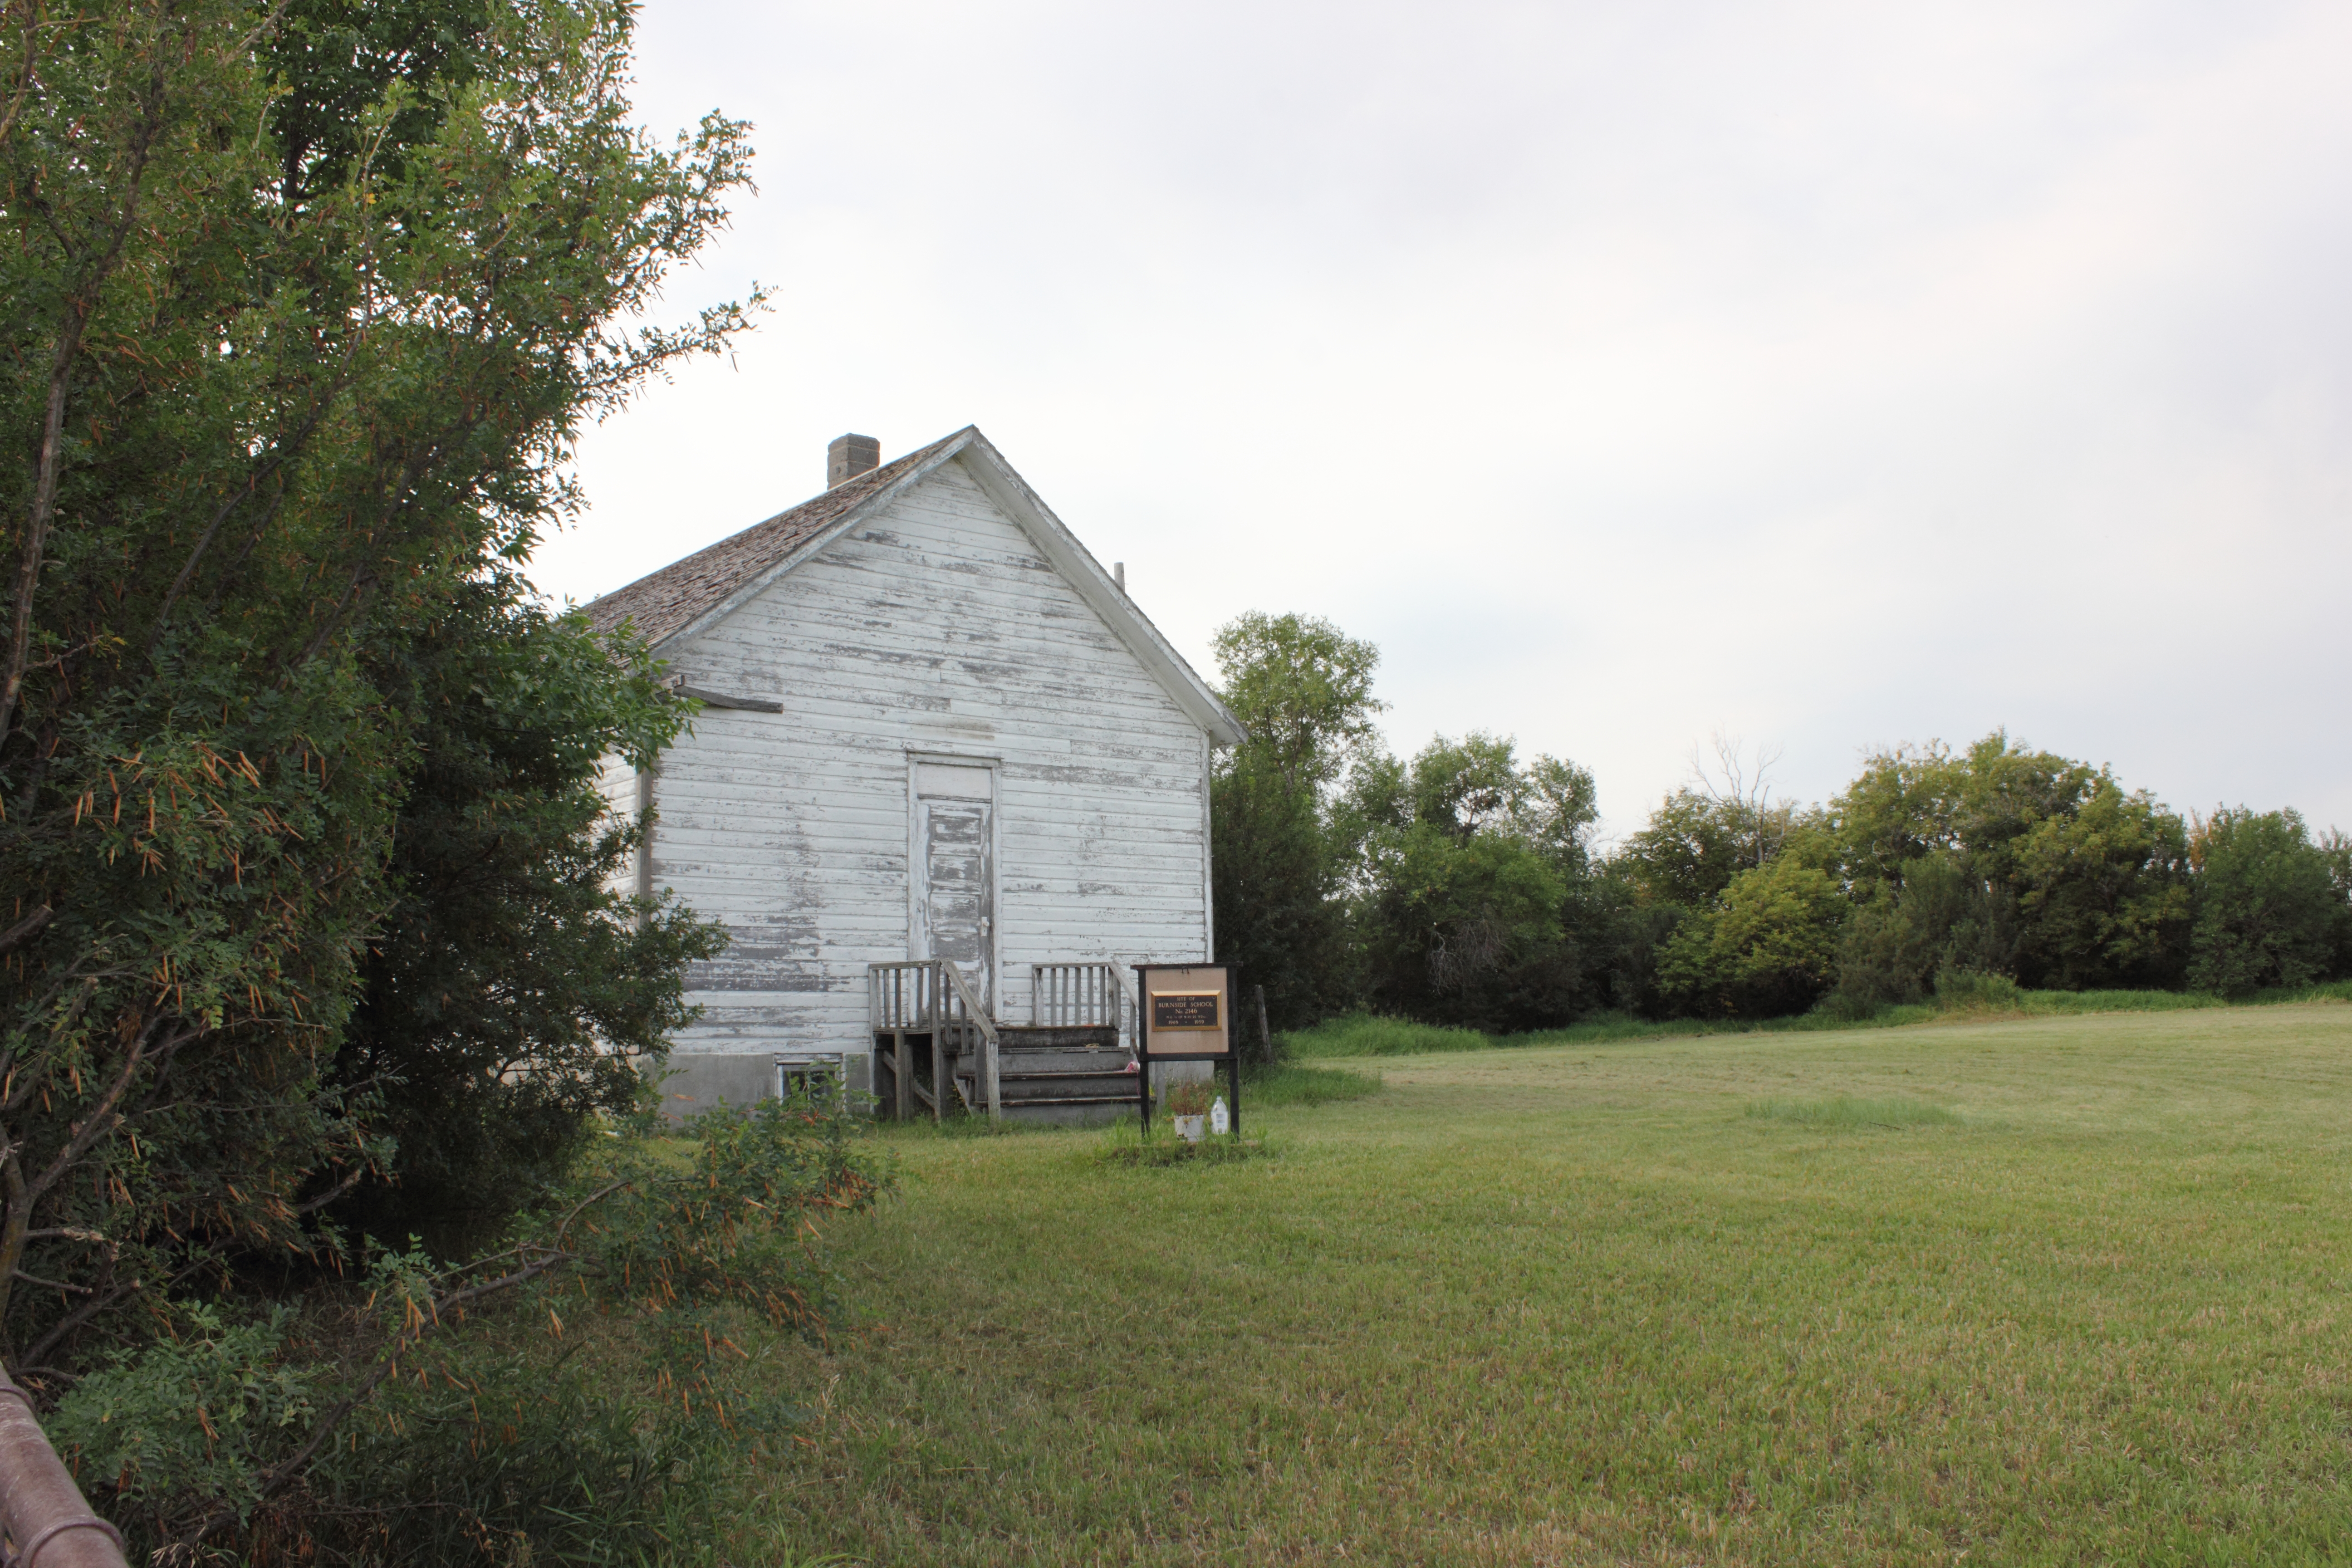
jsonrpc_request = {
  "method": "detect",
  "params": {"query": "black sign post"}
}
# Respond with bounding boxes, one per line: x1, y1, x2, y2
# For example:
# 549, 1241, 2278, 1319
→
1133, 962, 1241, 1139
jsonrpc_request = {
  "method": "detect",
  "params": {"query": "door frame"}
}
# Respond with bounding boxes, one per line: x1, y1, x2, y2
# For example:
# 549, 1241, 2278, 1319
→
905, 751, 1003, 1013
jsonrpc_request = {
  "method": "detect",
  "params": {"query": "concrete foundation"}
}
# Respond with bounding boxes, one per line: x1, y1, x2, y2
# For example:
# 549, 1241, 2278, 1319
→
651, 1050, 871, 1122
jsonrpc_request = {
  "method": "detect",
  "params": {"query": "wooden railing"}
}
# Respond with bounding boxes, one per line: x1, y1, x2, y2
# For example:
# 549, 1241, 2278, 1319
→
869, 958, 945, 1033
940, 962, 1000, 1123
1029, 962, 1129, 1044
867, 960, 1000, 1124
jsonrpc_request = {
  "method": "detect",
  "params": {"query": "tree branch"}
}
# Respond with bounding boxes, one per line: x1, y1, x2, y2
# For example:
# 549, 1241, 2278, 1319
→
293, 1161, 369, 1217
10, 1271, 90, 1296
29, 1016, 167, 1198
0, 903, 48, 956
0, 0, 39, 148
0, 67, 169, 748
17, 1249, 202, 1389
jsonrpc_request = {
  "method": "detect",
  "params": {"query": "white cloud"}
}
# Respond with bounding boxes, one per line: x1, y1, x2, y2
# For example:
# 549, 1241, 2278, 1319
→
534, 0, 2352, 833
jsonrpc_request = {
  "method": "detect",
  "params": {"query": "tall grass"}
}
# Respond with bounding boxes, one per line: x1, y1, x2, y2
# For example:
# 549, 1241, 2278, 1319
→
1279, 980, 2352, 1060
1088, 1114, 1272, 1168
1280, 1014, 1490, 1058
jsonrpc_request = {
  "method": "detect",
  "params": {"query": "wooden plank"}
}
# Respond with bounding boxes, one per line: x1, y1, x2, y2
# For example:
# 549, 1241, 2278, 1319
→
893, 1029, 910, 1122
931, 1028, 946, 1124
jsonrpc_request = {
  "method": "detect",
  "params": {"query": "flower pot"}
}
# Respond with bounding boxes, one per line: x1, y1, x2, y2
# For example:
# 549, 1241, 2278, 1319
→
1172, 1114, 1206, 1144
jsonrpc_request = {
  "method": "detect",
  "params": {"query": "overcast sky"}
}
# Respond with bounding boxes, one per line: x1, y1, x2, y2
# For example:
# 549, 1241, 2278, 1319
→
530, 0, 2352, 838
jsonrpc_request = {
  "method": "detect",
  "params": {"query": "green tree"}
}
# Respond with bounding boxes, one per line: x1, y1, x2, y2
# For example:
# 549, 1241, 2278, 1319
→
1823, 740, 1971, 887
1614, 789, 1746, 907
1833, 850, 2018, 1009
0, 0, 753, 1375
1615, 738, 1805, 907
263, 0, 492, 204
1357, 734, 1600, 1031
332, 579, 726, 1254
2324, 828, 2352, 976
1656, 857, 1848, 1019
2009, 778, 2190, 989
1362, 824, 1571, 1030
1603, 740, 1820, 1018
1212, 611, 1384, 794
2188, 808, 2346, 996
1210, 613, 1386, 1030
1823, 733, 2189, 995
1211, 761, 1343, 1039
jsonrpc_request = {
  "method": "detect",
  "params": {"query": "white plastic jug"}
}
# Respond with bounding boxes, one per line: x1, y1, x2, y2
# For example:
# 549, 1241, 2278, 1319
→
1209, 1096, 1230, 1136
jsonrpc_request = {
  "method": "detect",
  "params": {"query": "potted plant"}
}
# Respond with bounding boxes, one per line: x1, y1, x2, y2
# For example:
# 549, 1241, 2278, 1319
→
1166, 1077, 1215, 1143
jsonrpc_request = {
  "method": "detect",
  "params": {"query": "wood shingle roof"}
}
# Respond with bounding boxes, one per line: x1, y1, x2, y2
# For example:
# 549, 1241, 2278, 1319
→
582, 428, 966, 647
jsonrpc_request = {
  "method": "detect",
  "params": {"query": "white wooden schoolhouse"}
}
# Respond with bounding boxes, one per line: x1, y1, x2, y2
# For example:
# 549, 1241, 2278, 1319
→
585, 428, 1244, 1121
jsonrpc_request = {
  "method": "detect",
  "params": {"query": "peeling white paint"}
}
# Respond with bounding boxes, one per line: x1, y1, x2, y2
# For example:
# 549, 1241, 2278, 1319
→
610, 454, 1218, 1062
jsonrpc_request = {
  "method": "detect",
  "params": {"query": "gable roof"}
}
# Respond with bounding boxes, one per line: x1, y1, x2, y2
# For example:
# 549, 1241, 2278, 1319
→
583, 426, 1245, 747
582, 430, 963, 651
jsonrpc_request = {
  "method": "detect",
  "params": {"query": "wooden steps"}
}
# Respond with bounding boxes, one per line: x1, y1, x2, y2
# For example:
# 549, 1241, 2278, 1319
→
875, 1025, 1140, 1126
957, 1029, 1137, 1126
869, 960, 1139, 1127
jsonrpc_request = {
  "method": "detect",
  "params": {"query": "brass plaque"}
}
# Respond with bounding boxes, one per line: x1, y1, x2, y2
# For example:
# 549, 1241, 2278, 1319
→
1151, 992, 1222, 1031
1142, 965, 1231, 1054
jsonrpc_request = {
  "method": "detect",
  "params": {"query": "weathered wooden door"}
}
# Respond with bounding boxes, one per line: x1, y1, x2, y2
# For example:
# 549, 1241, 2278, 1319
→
910, 761, 996, 1013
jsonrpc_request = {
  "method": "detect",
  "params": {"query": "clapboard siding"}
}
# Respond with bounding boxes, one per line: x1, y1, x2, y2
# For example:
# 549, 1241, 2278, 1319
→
636, 454, 1214, 1058
595, 753, 644, 906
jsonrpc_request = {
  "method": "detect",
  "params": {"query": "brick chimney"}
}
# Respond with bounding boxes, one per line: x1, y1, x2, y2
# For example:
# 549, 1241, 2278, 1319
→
828, 433, 881, 489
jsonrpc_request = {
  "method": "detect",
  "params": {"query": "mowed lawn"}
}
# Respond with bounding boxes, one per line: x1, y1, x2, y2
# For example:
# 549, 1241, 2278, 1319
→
737, 1004, 2352, 1566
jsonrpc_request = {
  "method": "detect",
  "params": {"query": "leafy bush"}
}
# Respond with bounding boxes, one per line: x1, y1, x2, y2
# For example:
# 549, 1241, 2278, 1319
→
1933, 968, 2025, 1011
1833, 853, 2021, 1012
1360, 821, 1576, 1030
57, 1292, 714, 1567
1656, 858, 1848, 1018
50, 1306, 319, 1544
302, 1339, 704, 1568
51, 1088, 889, 1564
333, 578, 728, 1259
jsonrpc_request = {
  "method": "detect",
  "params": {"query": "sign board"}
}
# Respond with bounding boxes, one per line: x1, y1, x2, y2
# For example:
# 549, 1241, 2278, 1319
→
1151, 991, 1221, 1031
1132, 961, 1243, 1136
1137, 964, 1231, 1056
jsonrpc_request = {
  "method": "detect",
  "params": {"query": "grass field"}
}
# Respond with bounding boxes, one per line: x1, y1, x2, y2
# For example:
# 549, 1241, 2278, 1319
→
727, 1000, 2352, 1566
1279, 980, 2352, 1060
